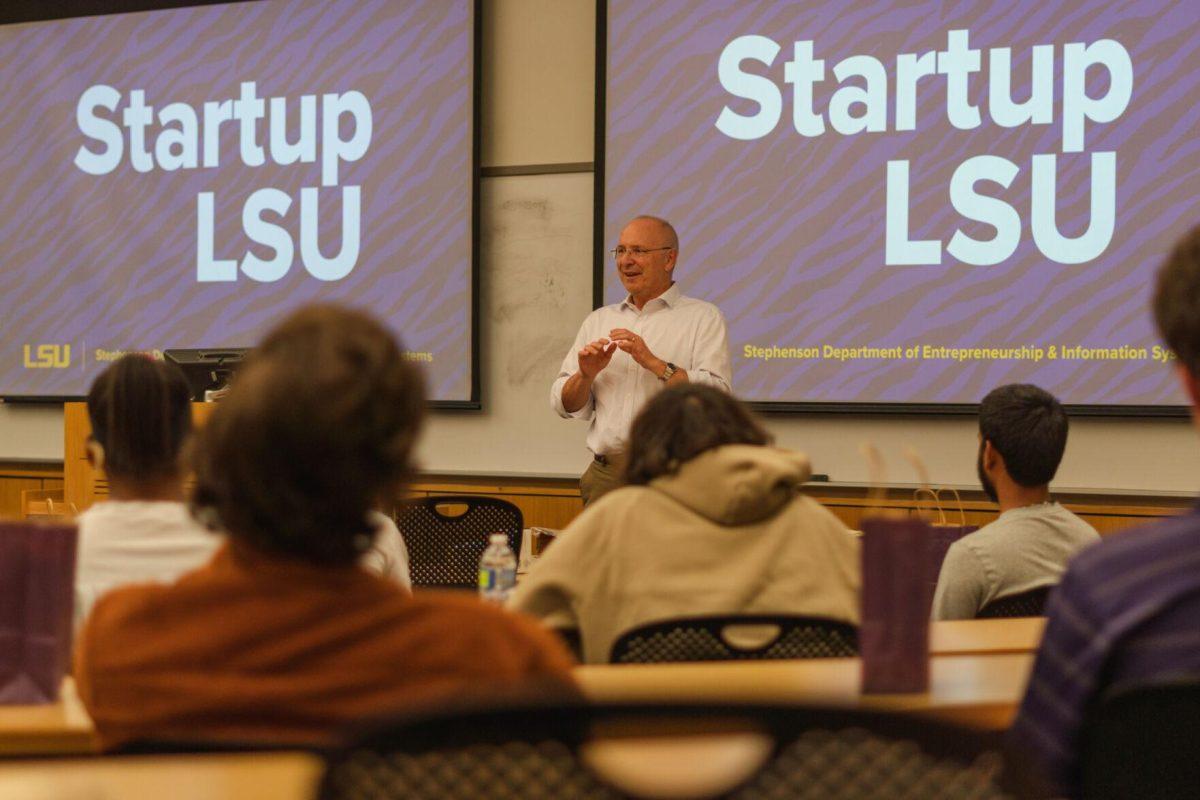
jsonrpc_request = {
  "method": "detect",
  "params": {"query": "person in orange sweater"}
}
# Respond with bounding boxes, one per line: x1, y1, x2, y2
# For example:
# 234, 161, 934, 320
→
74, 305, 576, 750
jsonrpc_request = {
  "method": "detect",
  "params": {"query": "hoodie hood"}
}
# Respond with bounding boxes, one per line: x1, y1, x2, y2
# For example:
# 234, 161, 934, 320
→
648, 444, 813, 526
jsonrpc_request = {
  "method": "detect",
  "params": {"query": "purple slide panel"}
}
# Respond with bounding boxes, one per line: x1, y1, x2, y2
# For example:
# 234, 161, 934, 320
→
605, 0, 1200, 407
0, 0, 474, 402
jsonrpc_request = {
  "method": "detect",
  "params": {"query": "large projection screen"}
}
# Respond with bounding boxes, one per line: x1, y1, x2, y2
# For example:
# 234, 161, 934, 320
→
601, 0, 1199, 412
0, 0, 479, 406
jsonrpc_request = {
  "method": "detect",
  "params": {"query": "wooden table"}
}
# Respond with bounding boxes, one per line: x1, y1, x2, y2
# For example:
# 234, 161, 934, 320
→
0, 646, 1037, 759
0, 679, 96, 756
0, 752, 321, 800
930, 618, 1044, 655
0, 655, 1032, 800
576, 652, 1035, 731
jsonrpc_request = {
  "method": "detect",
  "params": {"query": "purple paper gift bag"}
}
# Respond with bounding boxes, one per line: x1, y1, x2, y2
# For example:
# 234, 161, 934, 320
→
860, 516, 931, 693
0, 521, 78, 704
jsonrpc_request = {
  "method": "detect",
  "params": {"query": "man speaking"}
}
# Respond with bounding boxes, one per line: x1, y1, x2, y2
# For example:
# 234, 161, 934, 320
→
552, 216, 732, 505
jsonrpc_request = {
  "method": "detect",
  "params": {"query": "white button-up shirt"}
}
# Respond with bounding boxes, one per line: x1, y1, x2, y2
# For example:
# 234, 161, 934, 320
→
551, 284, 732, 457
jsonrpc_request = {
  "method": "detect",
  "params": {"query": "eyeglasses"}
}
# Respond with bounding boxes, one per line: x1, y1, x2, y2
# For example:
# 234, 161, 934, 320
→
610, 246, 674, 261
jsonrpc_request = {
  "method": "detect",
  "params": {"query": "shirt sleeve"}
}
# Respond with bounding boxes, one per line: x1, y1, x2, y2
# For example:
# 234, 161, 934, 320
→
363, 511, 412, 592
74, 585, 98, 634
688, 306, 732, 392
72, 511, 104, 633
550, 316, 597, 420
1008, 569, 1105, 797
930, 540, 986, 620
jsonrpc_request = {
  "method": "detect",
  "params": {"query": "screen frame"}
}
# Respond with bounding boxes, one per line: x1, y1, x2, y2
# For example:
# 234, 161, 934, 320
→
0, 0, 483, 410
593, 0, 1188, 419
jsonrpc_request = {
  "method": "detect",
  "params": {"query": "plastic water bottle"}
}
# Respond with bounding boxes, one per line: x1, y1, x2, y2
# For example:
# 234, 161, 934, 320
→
479, 532, 517, 603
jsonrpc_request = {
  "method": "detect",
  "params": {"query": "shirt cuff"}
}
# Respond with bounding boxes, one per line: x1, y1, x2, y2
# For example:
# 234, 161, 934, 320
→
551, 377, 594, 420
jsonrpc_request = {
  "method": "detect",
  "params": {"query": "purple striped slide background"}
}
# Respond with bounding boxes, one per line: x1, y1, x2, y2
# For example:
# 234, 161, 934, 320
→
605, 0, 1199, 407
0, 0, 473, 401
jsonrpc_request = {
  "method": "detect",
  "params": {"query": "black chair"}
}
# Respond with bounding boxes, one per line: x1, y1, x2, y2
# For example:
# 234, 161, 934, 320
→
396, 496, 523, 589
609, 614, 858, 664
318, 691, 1036, 800
976, 586, 1051, 619
1082, 680, 1200, 800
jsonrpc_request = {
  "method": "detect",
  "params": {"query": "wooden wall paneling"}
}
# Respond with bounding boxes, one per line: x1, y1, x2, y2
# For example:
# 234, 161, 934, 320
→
803, 489, 1188, 538
397, 480, 1191, 535
0, 463, 66, 519
55, 400, 1195, 535
0, 477, 44, 519
1072, 506, 1186, 537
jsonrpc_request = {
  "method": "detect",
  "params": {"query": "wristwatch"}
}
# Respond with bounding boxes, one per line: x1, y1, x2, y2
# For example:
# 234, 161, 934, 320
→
659, 362, 677, 382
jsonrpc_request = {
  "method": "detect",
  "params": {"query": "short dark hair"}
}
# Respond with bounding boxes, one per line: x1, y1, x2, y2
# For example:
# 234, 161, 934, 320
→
1154, 225, 1200, 377
86, 354, 192, 481
623, 384, 771, 485
191, 305, 425, 565
978, 384, 1068, 488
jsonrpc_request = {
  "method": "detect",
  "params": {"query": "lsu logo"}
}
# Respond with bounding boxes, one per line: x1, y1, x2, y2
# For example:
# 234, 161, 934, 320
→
23, 344, 71, 369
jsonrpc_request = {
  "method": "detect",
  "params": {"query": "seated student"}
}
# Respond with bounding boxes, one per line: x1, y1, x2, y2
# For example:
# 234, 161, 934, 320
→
931, 384, 1099, 620
74, 305, 575, 750
75, 356, 412, 632
510, 384, 860, 663
1011, 226, 1200, 797
75, 355, 221, 628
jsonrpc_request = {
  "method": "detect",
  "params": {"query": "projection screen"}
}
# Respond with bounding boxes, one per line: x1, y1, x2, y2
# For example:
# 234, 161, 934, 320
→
601, 0, 1199, 412
0, 0, 478, 405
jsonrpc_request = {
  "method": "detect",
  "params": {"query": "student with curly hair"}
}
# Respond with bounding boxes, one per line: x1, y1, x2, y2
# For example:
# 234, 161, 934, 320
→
75, 306, 575, 750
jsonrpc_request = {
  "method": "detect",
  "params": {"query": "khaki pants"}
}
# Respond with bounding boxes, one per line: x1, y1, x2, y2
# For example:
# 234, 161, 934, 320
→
580, 455, 625, 507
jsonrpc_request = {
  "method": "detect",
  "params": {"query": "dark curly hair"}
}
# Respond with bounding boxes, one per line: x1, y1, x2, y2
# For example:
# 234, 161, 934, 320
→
190, 305, 425, 565
87, 354, 192, 482
623, 384, 771, 486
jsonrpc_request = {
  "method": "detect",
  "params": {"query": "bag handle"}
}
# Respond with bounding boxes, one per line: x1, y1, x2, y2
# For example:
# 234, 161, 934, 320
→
936, 487, 967, 527
905, 448, 945, 524
912, 487, 946, 525
859, 443, 903, 520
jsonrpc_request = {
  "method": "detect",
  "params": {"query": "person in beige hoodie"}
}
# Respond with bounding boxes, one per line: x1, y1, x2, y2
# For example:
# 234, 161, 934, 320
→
510, 384, 860, 663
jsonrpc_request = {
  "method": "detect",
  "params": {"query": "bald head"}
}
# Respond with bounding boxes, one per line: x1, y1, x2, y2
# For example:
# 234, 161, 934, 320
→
617, 216, 680, 307
630, 215, 679, 253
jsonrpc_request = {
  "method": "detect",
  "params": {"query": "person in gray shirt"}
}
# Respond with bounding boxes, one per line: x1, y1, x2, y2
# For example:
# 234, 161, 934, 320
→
932, 384, 1100, 620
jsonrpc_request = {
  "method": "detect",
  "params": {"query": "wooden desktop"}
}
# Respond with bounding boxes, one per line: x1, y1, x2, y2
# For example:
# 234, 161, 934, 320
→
0, 618, 1042, 759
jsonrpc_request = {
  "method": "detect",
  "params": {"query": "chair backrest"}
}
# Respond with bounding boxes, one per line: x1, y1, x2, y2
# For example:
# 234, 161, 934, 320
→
609, 615, 859, 664
976, 586, 1051, 619
396, 496, 523, 588
318, 693, 1032, 800
1082, 680, 1200, 800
